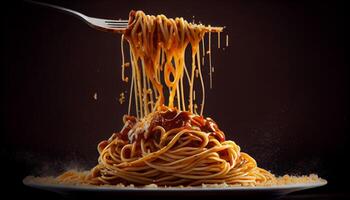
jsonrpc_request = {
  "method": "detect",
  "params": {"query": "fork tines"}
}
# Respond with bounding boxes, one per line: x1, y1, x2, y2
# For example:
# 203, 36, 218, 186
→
105, 20, 129, 28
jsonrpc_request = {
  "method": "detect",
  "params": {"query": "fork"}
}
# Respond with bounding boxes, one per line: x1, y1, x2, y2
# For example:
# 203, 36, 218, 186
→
27, 0, 128, 33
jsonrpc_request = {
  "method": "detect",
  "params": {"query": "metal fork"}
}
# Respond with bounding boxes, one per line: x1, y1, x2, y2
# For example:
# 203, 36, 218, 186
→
27, 1, 128, 33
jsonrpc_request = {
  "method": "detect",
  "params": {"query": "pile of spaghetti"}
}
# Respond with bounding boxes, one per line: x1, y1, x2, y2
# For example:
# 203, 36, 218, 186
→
59, 106, 274, 186
54, 10, 323, 187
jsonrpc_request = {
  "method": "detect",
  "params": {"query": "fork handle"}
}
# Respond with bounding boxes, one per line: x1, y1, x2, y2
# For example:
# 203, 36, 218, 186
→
25, 0, 90, 22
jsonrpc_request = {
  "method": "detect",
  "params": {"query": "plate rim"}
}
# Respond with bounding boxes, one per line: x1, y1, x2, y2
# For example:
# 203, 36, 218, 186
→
23, 176, 327, 192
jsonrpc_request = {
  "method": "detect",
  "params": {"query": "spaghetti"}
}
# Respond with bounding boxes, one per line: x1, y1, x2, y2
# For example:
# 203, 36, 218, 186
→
56, 10, 299, 187
59, 106, 274, 186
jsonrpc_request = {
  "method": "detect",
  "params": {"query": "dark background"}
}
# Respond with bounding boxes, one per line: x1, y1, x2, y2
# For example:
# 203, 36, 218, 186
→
2, 0, 348, 199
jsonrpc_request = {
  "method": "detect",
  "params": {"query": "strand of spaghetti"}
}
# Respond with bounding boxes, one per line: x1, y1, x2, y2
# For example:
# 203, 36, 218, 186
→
170, 59, 182, 106
180, 72, 186, 111
183, 63, 191, 87
127, 69, 134, 115
202, 35, 205, 65
176, 58, 183, 110
176, 80, 181, 110
188, 46, 198, 113
196, 44, 205, 115
146, 75, 154, 111
141, 59, 149, 115
133, 50, 144, 118
129, 47, 139, 118
208, 29, 213, 89
120, 34, 127, 82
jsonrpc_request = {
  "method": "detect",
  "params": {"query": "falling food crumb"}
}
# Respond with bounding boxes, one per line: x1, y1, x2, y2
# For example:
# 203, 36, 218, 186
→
93, 92, 97, 100
119, 93, 125, 104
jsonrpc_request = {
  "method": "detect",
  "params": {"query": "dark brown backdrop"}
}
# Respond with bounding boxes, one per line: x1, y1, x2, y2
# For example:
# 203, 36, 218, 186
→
2, 0, 348, 198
